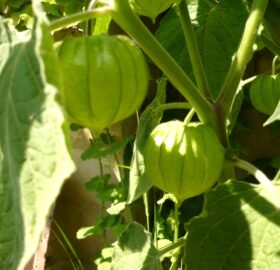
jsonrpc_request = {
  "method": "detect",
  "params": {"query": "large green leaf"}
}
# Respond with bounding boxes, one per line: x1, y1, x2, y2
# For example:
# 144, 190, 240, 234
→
0, 1, 75, 269
156, 0, 249, 99
184, 180, 280, 269
111, 222, 163, 270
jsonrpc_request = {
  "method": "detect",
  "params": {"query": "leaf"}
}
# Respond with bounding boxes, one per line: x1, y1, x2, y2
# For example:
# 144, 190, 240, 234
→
156, 0, 249, 99
81, 135, 134, 160
0, 18, 21, 72
77, 224, 104, 239
184, 180, 280, 269
127, 78, 166, 204
85, 174, 111, 192
0, 1, 75, 269
111, 222, 163, 270
264, 99, 280, 126
7, 0, 25, 9
107, 201, 126, 215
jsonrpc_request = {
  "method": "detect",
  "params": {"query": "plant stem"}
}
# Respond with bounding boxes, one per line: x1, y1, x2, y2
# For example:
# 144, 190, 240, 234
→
51, 228, 79, 270
53, 219, 85, 270
158, 236, 186, 257
169, 201, 181, 270
233, 158, 280, 208
98, 158, 109, 246
272, 56, 279, 76
87, 0, 98, 35
241, 76, 257, 87
105, 129, 123, 181
176, 0, 211, 99
48, 7, 112, 31
111, 0, 216, 126
183, 108, 195, 126
143, 192, 150, 232
216, 0, 269, 124
173, 202, 180, 243
154, 102, 192, 113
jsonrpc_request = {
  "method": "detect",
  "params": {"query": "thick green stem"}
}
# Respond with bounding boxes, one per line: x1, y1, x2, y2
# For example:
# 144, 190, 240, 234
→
216, 0, 269, 124
111, 0, 216, 126
176, 0, 211, 99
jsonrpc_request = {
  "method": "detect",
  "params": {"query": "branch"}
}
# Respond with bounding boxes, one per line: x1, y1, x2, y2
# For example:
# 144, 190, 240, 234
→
176, 0, 211, 99
110, 0, 216, 126
48, 7, 112, 31
215, 0, 269, 125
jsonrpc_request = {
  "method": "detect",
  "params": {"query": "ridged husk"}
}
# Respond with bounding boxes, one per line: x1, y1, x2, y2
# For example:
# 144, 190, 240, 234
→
249, 75, 280, 115
144, 121, 224, 201
58, 35, 149, 135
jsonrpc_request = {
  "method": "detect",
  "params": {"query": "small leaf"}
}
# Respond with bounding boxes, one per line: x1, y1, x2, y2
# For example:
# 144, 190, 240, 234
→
127, 78, 166, 203
81, 135, 134, 160
77, 225, 103, 239
107, 201, 126, 215
111, 222, 163, 270
264, 99, 280, 126
85, 174, 111, 192
184, 180, 280, 269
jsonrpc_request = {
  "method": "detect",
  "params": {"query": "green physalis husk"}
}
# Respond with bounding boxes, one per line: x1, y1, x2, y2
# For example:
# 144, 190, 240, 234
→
144, 120, 224, 202
58, 35, 149, 135
249, 74, 280, 115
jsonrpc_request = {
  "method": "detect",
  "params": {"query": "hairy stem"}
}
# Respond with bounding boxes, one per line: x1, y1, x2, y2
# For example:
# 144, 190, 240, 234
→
176, 0, 211, 99
111, 0, 216, 126
216, 0, 269, 125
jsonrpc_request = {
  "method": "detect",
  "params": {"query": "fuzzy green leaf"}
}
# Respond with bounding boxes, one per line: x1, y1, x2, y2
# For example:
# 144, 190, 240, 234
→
184, 180, 280, 269
0, 2, 75, 269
